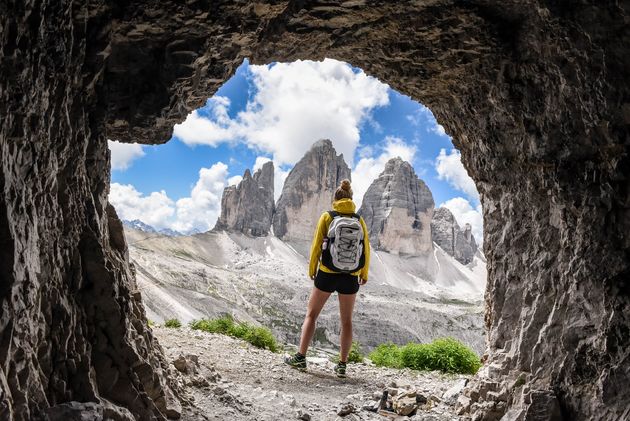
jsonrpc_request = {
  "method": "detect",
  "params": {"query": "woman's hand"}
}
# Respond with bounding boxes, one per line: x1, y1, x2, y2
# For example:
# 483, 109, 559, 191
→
359, 277, 367, 285
310, 275, 316, 281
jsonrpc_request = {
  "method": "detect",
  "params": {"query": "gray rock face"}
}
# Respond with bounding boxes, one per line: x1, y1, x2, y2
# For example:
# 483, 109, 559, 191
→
3, 2, 629, 420
272, 139, 351, 246
215, 161, 274, 237
359, 158, 435, 256
431, 207, 478, 264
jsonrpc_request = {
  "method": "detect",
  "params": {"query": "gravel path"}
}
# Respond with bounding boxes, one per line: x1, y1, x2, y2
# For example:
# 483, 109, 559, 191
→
154, 327, 469, 420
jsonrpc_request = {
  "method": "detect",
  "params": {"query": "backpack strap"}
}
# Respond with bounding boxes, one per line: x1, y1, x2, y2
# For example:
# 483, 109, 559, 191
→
328, 210, 360, 219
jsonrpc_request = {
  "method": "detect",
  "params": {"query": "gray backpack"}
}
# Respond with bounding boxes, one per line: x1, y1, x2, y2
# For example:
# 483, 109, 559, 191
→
321, 211, 365, 273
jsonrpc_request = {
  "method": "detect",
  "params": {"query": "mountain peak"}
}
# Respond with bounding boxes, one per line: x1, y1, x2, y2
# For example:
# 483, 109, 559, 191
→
214, 162, 275, 237
273, 139, 351, 249
431, 206, 478, 264
358, 159, 434, 255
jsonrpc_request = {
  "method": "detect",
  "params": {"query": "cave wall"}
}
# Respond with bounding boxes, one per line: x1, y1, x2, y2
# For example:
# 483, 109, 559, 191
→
1, 1, 628, 420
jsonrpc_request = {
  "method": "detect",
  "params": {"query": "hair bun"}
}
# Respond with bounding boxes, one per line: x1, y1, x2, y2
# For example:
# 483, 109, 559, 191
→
340, 179, 351, 191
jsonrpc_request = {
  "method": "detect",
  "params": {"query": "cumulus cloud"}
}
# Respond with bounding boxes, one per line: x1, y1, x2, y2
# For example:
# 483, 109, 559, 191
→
109, 183, 174, 229
109, 162, 231, 234
352, 136, 417, 208
171, 163, 229, 233
173, 97, 235, 146
440, 197, 484, 243
435, 148, 479, 201
108, 140, 145, 171
173, 59, 390, 166
227, 175, 243, 186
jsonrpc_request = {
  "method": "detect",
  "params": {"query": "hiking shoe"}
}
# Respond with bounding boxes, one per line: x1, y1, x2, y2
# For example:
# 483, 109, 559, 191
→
334, 362, 347, 378
284, 353, 307, 371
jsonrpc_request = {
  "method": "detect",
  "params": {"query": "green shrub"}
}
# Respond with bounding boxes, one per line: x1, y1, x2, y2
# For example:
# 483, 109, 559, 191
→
147, 319, 155, 327
369, 343, 404, 368
348, 341, 364, 363
189, 315, 278, 352
368, 338, 481, 374
164, 318, 181, 328
330, 341, 365, 364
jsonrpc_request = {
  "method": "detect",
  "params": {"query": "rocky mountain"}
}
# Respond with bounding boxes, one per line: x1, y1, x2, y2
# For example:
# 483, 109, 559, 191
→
359, 158, 435, 256
125, 227, 486, 355
214, 161, 275, 236
123, 219, 183, 236
272, 139, 351, 251
431, 207, 478, 264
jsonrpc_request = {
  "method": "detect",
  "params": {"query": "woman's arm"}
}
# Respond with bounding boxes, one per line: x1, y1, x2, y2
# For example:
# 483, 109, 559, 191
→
308, 213, 328, 279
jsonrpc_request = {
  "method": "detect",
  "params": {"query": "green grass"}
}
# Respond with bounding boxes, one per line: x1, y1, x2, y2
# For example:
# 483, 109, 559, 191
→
330, 341, 365, 364
164, 318, 181, 328
189, 315, 279, 352
147, 319, 155, 327
368, 337, 481, 374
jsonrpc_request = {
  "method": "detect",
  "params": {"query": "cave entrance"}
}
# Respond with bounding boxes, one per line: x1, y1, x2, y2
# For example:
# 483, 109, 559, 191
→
108, 58, 488, 360
4, 2, 626, 420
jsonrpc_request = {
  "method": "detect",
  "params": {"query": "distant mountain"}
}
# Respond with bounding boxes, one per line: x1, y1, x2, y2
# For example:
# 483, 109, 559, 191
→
122, 219, 184, 237
272, 139, 351, 251
124, 227, 486, 354
125, 140, 487, 354
359, 157, 435, 256
214, 161, 275, 236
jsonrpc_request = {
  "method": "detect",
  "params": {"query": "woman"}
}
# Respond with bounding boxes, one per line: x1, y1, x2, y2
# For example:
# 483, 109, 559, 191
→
284, 179, 370, 378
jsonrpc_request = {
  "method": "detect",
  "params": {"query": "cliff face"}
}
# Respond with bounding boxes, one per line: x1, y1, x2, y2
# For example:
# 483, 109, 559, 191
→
215, 162, 274, 237
2, 1, 629, 420
359, 158, 434, 256
272, 139, 351, 247
431, 207, 478, 264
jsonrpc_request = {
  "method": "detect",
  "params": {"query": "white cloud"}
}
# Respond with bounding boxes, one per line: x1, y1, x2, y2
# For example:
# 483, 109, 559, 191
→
108, 140, 145, 171
173, 97, 235, 147
109, 162, 232, 234
227, 175, 243, 186
173, 59, 389, 166
109, 183, 174, 229
440, 197, 483, 242
172, 163, 229, 233
435, 148, 479, 201
352, 136, 417, 208
253, 156, 272, 172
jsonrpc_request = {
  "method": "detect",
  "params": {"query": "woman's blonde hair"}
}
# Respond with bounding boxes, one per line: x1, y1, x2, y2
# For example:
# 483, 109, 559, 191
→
334, 179, 353, 200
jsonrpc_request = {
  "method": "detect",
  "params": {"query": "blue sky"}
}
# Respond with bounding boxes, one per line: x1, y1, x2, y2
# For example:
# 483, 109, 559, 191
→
109, 59, 482, 238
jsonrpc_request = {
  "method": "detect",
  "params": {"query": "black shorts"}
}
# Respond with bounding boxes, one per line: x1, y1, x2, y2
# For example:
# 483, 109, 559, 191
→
314, 270, 360, 295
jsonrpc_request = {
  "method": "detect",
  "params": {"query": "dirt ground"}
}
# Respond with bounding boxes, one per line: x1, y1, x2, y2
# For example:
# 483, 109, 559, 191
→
154, 327, 470, 420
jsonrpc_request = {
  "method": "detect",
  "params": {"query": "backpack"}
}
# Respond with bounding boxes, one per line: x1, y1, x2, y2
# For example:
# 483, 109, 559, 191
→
321, 211, 366, 273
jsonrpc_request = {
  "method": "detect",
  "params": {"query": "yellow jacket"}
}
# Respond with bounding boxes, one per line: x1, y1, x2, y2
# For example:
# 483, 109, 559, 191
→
308, 198, 370, 280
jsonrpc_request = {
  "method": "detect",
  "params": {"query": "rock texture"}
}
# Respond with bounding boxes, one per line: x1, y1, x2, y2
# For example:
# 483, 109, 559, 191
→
359, 158, 435, 256
431, 207, 478, 264
272, 139, 351, 247
2, 1, 629, 420
214, 161, 274, 237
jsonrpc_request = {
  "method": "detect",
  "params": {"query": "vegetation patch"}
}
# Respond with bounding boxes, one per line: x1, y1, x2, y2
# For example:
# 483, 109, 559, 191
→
368, 337, 481, 374
164, 318, 181, 328
190, 315, 279, 352
331, 341, 365, 364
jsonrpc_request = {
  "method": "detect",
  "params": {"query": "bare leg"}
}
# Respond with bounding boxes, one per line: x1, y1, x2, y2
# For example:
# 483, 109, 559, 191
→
338, 292, 357, 362
298, 287, 332, 355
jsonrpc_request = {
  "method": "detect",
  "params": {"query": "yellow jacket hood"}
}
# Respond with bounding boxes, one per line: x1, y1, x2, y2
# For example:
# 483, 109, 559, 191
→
331, 198, 356, 214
